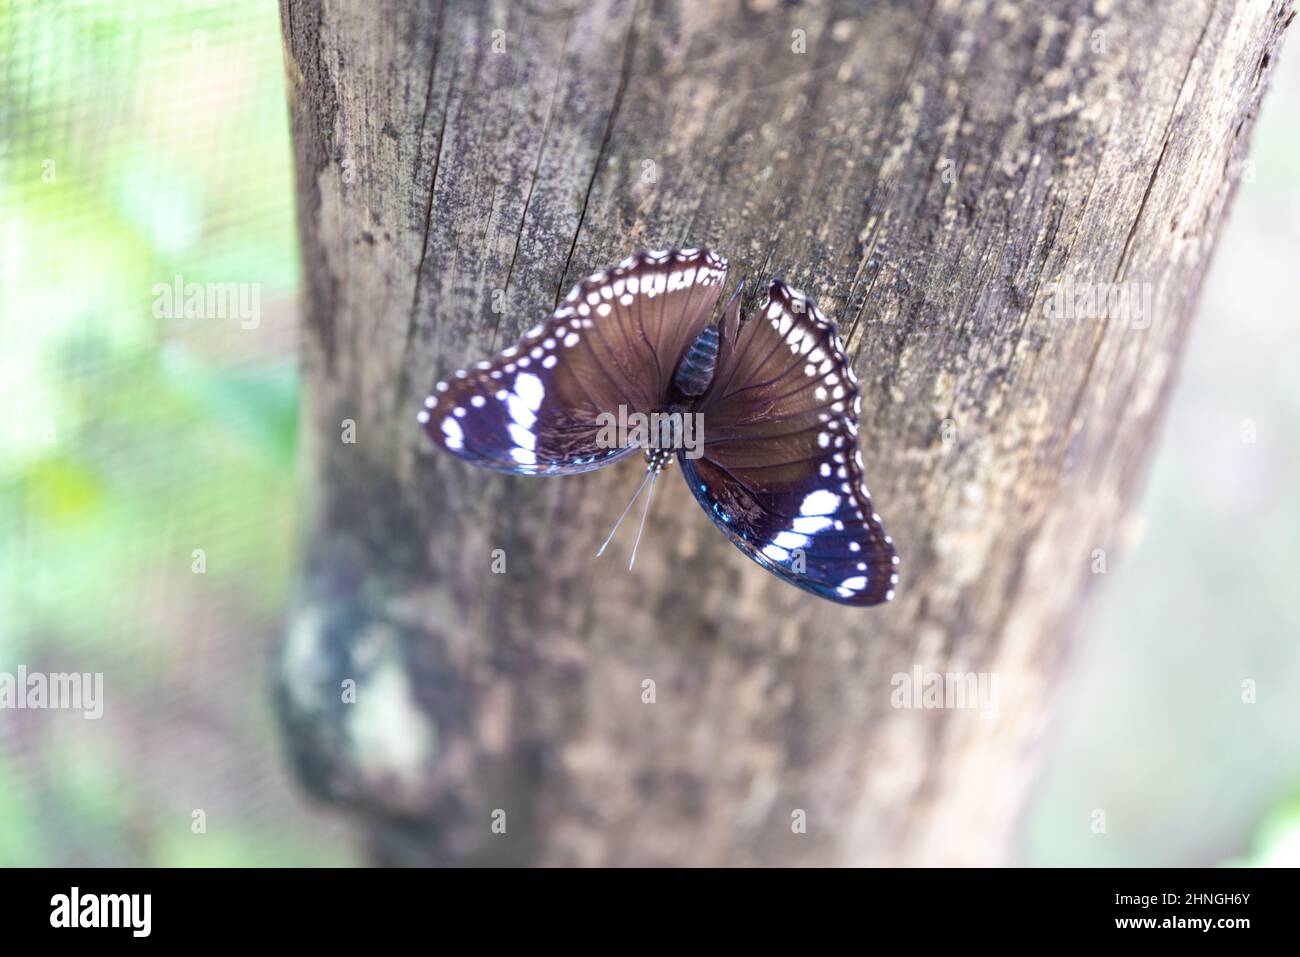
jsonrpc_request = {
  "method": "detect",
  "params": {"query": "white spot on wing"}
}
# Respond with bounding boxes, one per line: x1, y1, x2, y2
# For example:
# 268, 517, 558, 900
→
791, 515, 832, 534
772, 531, 806, 549
508, 423, 535, 450
507, 394, 536, 429
514, 372, 544, 412
799, 489, 840, 515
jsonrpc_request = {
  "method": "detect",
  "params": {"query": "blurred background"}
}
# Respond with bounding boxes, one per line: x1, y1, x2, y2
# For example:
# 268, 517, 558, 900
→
0, 0, 1295, 866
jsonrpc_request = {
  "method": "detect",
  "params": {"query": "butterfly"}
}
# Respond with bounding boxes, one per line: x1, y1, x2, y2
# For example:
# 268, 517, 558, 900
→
418, 248, 899, 606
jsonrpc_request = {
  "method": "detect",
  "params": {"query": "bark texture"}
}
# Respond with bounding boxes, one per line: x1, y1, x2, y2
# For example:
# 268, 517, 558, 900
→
276, 0, 1293, 865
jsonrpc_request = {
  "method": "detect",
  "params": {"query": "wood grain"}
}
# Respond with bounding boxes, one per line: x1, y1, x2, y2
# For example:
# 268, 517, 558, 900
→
277, 0, 1294, 865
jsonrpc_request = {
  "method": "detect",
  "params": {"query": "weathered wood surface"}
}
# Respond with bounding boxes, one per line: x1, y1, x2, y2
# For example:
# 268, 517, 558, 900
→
277, 0, 1293, 865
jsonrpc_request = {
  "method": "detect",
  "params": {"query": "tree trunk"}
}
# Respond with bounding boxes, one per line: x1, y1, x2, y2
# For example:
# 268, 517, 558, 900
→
276, 0, 1293, 866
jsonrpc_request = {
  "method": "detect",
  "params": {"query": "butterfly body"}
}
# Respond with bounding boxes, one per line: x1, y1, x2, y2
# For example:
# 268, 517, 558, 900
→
672, 324, 720, 397
419, 248, 899, 606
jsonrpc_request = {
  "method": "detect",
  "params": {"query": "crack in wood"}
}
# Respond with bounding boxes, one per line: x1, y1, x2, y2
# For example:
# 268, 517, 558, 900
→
496, 11, 576, 352
553, 3, 640, 309
398, 0, 449, 410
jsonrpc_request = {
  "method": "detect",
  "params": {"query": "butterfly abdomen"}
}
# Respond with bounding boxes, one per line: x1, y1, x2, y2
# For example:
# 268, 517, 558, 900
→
673, 324, 719, 397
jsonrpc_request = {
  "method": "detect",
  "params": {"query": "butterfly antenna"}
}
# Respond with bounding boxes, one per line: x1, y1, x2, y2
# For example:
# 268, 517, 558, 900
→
627, 468, 660, 570
725, 276, 746, 314
597, 466, 655, 558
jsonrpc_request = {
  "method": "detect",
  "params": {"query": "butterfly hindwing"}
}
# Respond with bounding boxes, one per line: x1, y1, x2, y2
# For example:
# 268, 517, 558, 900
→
681, 280, 899, 605
419, 249, 729, 474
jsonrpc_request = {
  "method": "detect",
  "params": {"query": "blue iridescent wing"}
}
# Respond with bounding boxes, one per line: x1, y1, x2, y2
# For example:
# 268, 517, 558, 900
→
419, 249, 729, 474
681, 280, 899, 605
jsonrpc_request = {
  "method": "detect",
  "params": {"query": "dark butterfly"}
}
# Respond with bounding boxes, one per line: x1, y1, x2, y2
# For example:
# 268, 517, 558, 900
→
418, 248, 899, 606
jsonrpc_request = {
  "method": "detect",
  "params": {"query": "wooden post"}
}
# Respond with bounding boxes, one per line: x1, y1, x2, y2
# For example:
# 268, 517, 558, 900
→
277, 0, 1294, 865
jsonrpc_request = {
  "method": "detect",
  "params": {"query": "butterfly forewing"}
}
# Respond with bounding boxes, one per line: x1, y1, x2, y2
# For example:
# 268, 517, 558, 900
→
682, 280, 899, 605
419, 249, 729, 474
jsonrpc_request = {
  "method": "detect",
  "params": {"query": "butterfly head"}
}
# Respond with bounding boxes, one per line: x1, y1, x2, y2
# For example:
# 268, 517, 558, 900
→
643, 446, 675, 473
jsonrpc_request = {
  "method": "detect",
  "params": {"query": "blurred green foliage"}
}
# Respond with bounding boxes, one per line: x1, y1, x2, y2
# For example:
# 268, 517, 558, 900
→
1, 0, 352, 865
